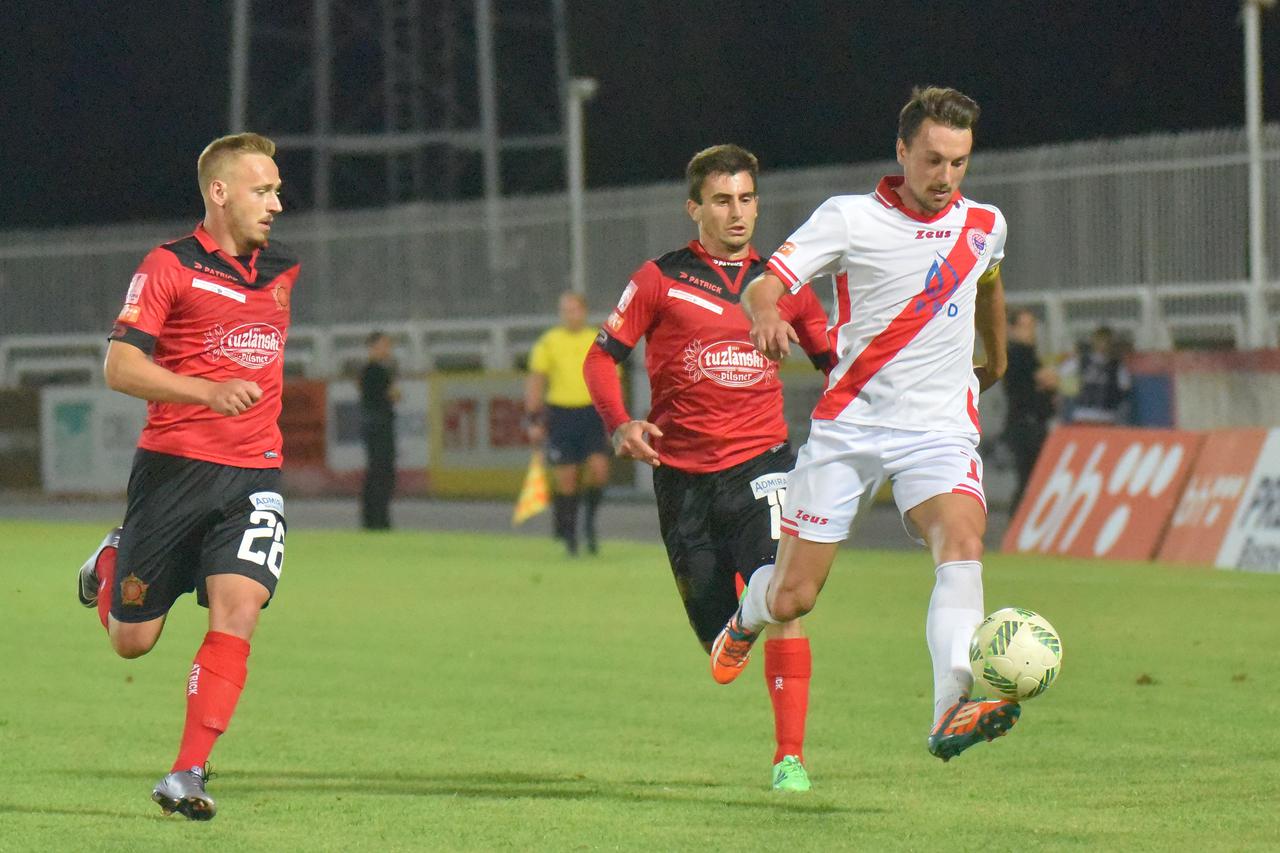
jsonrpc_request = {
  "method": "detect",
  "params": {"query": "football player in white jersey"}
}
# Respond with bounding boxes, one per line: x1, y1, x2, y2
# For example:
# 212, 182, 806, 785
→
710, 86, 1017, 762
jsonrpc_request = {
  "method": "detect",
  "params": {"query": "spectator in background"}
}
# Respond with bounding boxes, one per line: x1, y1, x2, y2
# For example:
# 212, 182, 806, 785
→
1001, 309, 1058, 511
525, 292, 610, 555
1064, 325, 1131, 425
360, 331, 399, 530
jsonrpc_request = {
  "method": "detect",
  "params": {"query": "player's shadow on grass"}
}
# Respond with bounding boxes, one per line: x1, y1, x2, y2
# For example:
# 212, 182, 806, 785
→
226, 769, 867, 814
54, 768, 872, 814
0, 803, 153, 822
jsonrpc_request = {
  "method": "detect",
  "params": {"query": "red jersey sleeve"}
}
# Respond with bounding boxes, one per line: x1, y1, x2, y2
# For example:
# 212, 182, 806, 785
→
583, 344, 628, 434
598, 261, 663, 350
113, 248, 181, 341
780, 284, 835, 372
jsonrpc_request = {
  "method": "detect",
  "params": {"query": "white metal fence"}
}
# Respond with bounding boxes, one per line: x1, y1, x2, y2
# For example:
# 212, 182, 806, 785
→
2, 125, 1278, 368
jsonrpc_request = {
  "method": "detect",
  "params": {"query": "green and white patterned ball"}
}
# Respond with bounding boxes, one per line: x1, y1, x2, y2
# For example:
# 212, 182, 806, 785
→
969, 607, 1062, 702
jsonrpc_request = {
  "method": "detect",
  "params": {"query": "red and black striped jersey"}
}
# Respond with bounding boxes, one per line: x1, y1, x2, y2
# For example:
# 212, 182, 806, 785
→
109, 222, 299, 468
592, 240, 831, 473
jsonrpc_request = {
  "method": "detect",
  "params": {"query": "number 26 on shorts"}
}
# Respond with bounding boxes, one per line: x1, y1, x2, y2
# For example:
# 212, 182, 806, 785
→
237, 510, 285, 578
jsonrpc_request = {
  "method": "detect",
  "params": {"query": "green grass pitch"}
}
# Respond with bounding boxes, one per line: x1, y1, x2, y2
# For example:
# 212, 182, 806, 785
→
2, 520, 1278, 851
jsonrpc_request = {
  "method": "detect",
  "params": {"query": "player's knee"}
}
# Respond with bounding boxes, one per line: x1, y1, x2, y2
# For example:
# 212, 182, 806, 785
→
210, 596, 266, 639
770, 581, 818, 622
110, 631, 157, 659
939, 531, 984, 563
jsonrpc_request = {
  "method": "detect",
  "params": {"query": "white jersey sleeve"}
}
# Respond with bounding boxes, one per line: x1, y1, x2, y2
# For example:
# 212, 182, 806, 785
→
989, 208, 1008, 265
766, 197, 851, 294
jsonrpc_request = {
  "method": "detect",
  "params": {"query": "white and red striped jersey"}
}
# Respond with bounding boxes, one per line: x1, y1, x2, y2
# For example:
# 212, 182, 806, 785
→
767, 176, 1007, 437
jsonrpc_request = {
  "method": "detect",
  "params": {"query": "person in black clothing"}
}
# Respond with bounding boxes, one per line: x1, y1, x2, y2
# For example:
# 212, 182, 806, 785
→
360, 331, 399, 529
1066, 325, 1131, 425
1001, 309, 1058, 512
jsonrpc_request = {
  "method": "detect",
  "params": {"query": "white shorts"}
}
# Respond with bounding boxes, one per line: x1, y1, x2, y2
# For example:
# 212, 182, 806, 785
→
778, 421, 986, 544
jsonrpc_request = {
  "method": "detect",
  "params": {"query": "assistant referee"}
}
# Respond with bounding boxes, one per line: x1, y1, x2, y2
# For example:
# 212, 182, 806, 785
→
524, 291, 610, 555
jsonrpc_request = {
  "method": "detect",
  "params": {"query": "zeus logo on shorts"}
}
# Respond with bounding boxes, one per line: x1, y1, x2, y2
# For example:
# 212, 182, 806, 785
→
794, 509, 829, 525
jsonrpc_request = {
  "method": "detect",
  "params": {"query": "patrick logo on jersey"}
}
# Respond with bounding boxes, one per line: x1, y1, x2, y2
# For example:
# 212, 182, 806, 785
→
684, 339, 776, 388
202, 323, 284, 369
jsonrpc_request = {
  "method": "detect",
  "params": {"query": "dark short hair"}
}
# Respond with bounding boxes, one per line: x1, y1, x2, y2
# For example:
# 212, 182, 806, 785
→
366, 331, 389, 347
1009, 307, 1037, 326
898, 86, 981, 147
685, 144, 759, 203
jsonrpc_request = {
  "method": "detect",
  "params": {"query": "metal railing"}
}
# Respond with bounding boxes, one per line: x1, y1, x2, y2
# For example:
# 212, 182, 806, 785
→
2, 124, 1278, 352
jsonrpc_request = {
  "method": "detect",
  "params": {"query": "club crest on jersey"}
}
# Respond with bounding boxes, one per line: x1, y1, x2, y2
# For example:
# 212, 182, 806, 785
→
684, 339, 775, 388
966, 229, 988, 258
273, 282, 290, 310
203, 322, 283, 369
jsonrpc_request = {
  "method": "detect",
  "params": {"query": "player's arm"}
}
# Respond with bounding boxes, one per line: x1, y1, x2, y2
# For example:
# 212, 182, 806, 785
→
522, 367, 548, 445
973, 264, 1008, 392
585, 268, 663, 467
742, 274, 798, 362
104, 339, 261, 416
780, 286, 836, 373
584, 341, 662, 468
751, 198, 849, 362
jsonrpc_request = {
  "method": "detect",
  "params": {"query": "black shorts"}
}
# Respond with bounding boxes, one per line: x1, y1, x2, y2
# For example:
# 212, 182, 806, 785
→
653, 443, 795, 643
545, 404, 609, 465
112, 449, 287, 623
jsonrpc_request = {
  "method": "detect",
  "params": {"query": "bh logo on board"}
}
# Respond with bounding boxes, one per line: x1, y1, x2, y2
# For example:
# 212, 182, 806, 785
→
1004, 427, 1202, 560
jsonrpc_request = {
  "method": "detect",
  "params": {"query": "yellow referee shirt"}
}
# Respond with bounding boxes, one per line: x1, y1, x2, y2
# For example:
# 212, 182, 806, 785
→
528, 326, 598, 408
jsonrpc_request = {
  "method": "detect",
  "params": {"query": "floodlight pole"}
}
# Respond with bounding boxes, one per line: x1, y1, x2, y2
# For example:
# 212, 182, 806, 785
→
475, 0, 503, 272
1243, 0, 1276, 348
229, 0, 250, 132
566, 77, 598, 297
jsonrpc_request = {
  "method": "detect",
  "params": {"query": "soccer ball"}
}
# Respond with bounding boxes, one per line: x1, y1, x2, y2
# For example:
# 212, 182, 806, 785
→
969, 607, 1062, 702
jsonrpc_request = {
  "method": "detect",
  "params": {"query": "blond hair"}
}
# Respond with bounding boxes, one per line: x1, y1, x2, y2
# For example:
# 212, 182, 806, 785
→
197, 132, 277, 194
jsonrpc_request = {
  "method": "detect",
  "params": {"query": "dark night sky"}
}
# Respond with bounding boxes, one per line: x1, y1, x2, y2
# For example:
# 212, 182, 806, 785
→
2, 1, 1277, 229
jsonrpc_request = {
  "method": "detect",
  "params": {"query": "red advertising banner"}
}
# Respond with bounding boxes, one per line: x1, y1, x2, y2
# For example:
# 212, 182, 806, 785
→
1002, 426, 1204, 560
1156, 429, 1268, 565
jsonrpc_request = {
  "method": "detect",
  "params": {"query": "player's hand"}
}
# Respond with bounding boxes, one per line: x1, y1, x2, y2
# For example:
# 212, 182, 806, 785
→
612, 420, 663, 467
974, 364, 1005, 392
749, 310, 799, 362
205, 379, 263, 416
526, 423, 547, 446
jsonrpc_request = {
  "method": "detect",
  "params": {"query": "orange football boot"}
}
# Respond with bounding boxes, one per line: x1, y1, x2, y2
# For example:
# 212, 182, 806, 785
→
709, 609, 758, 684
927, 697, 1021, 762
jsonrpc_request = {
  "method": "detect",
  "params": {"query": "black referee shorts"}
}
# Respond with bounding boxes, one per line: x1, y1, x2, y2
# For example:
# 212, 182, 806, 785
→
545, 404, 609, 465
653, 443, 795, 643
112, 449, 286, 623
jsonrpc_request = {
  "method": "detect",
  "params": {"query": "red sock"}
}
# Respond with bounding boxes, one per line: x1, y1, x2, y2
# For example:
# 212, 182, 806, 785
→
96, 546, 117, 631
764, 637, 811, 764
172, 631, 251, 772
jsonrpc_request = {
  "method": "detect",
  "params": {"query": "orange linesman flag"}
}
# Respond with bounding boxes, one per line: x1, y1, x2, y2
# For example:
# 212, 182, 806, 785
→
513, 450, 550, 525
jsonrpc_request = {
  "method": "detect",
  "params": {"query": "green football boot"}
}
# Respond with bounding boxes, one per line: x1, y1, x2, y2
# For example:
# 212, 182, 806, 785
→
772, 755, 811, 792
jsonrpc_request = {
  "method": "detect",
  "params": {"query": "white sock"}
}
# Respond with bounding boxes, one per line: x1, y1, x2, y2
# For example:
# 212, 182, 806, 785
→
739, 563, 780, 634
926, 560, 984, 725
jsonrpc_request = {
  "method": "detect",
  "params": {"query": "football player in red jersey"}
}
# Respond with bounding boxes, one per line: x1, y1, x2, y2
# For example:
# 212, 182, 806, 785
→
75, 133, 299, 820
584, 145, 833, 791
